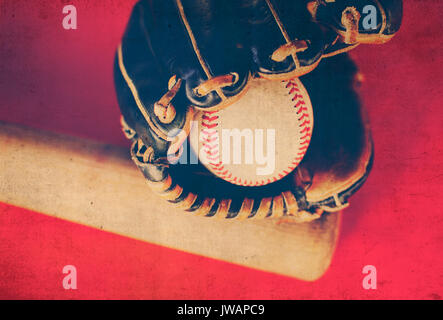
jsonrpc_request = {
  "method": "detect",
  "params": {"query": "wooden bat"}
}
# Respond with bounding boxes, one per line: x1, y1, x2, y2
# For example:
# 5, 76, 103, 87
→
0, 121, 341, 281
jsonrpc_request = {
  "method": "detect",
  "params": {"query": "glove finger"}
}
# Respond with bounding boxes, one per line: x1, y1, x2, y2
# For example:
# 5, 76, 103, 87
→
148, 0, 251, 111
115, 1, 194, 164
234, 0, 325, 80
312, 0, 403, 47
299, 53, 372, 212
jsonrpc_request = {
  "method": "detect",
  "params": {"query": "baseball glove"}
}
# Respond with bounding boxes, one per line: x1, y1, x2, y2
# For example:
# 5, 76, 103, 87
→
114, 0, 402, 222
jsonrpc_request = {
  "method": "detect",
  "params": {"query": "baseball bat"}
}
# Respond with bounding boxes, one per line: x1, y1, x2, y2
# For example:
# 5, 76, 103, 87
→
0, 121, 341, 281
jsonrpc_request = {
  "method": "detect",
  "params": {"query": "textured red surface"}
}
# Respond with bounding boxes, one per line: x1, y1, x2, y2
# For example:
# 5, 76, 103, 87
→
0, 0, 442, 299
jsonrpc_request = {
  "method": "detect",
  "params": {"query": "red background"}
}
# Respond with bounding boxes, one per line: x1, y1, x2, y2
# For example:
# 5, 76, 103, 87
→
0, 0, 442, 299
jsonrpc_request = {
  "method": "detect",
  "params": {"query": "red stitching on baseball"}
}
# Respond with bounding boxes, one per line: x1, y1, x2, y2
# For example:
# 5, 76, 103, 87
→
300, 133, 311, 140
200, 79, 312, 187
295, 100, 306, 107
205, 150, 219, 156
202, 129, 217, 136
300, 120, 310, 127
212, 165, 225, 171
204, 144, 218, 151
292, 94, 304, 101
202, 122, 217, 129
300, 126, 311, 134
202, 115, 218, 121
206, 155, 219, 162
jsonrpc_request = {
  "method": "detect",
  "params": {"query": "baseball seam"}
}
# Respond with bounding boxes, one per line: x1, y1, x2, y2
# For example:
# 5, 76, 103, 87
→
201, 79, 312, 187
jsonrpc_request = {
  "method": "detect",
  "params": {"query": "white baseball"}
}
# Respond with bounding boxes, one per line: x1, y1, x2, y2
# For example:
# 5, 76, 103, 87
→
190, 77, 314, 187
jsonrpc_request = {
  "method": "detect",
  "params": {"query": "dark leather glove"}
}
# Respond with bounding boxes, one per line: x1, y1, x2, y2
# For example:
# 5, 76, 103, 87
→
114, 0, 402, 222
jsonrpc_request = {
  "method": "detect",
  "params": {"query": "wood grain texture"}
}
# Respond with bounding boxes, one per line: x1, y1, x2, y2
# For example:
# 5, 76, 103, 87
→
0, 121, 341, 281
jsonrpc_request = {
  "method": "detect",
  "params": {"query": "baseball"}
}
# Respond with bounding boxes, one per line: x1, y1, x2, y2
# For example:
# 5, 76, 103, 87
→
190, 77, 314, 187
